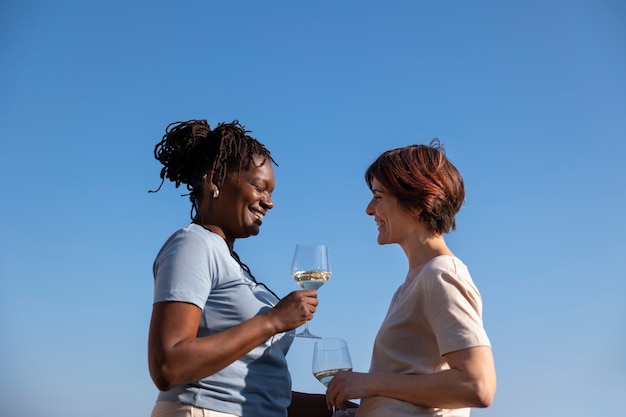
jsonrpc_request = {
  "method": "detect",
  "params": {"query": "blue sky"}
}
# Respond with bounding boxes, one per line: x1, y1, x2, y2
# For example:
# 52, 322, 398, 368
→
1, 1, 625, 416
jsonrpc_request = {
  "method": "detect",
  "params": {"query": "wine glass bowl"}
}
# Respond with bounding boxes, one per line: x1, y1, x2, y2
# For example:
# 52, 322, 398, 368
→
291, 244, 331, 338
292, 269, 331, 290
312, 338, 353, 416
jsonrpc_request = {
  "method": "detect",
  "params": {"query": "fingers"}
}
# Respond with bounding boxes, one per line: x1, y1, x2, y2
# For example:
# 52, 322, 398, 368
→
326, 371, 359, 411
292, 289, 319, 305
296, 289, 317, 321
267, 290, 319, 332
286, 289, 318, 310
326, 375, 342, 410
331, 407, 354, 416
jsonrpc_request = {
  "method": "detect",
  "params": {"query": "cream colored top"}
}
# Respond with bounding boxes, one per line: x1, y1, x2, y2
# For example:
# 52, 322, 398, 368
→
357, 256, 491, 417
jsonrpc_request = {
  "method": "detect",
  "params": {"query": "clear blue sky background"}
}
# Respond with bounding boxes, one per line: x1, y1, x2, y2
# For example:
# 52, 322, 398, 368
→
1, 1, 624, 416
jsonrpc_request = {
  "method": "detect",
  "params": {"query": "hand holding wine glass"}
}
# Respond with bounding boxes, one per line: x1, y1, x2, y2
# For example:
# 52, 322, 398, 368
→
312, 338, 353, 417
291, 244, 331, 338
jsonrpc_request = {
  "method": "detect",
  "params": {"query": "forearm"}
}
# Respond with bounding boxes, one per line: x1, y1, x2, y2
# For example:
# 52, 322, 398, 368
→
329, 347, 495, 411
289, 392, 333, 417
289, 392, 358, 417
365, 368, 487, 409
149, 290, 317, 391
149, 313, 278, 390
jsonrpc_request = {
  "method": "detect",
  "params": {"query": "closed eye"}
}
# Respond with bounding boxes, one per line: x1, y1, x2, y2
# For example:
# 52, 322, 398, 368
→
250, 182, 264, 192
250, 182, 273, 197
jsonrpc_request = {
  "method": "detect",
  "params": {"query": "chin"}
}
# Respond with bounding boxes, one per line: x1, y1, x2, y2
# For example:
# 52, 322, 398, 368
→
247, 225, 261, 236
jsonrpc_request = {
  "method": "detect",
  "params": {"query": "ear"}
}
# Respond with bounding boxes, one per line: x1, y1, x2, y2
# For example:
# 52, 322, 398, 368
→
201, 172, 219, 194
409, 207, 422, 218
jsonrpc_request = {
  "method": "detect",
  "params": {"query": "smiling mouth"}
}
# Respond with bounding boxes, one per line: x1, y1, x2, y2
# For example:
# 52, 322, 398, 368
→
251, 210, 265, 222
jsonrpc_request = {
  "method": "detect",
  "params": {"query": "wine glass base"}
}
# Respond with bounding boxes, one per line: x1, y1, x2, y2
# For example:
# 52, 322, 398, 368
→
294, 329, 321, 339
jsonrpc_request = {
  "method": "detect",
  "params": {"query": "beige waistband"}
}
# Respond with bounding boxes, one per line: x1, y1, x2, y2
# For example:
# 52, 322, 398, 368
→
151, 401, 239, 417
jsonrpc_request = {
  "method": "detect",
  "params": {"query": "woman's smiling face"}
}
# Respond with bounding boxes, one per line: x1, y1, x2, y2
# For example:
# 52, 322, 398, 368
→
365, 177, 416, 246
215, 154, 275, 242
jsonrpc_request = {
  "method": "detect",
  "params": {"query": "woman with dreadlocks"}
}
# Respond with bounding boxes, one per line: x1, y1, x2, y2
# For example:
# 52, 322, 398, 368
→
148, 119, 328, 417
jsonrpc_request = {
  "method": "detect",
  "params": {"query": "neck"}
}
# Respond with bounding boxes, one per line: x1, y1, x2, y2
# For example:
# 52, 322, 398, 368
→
192, 216, 235, 251
401, 233, 452, 272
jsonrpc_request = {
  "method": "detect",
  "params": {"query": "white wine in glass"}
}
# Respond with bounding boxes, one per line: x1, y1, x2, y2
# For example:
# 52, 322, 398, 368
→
312, 338, 353, 416
291, 244, 331, 338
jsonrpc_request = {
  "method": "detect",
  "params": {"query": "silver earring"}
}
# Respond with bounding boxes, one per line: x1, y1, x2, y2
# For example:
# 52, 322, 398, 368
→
213, 189, 220, 199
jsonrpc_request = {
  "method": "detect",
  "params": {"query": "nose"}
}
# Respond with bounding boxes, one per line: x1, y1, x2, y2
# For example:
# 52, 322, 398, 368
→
365, 198, 375, 216
261, 194, 274, 210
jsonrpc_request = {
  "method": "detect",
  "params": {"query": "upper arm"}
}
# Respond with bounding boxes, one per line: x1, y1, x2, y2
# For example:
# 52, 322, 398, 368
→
148, 302, 202, 370
153, 232, 214, 309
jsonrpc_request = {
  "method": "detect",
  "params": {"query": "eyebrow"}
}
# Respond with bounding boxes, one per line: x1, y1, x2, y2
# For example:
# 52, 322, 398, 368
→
248, 175, 269, 183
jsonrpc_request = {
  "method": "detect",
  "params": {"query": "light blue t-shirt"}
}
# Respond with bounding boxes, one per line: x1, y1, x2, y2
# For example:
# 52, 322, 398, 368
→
153, 223, 294, 417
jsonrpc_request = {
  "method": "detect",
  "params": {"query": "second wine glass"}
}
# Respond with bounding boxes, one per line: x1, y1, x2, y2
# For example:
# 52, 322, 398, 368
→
291, 244, 331, 338
312, 338, 353, 416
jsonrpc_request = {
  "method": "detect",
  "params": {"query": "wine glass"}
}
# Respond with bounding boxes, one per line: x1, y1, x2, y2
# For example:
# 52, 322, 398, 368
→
312, 338, 353, 416
291, 244, 331, 338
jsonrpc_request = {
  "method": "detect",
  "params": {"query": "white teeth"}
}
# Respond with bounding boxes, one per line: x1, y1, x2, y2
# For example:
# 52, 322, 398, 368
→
254, 211, 264, 220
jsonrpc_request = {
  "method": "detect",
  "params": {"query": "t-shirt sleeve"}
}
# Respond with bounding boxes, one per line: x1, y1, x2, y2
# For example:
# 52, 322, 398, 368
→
152, 229, 216, 309
422, 260, 491, 355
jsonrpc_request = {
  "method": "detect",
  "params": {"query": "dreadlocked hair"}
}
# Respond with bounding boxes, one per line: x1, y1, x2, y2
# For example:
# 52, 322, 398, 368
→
150, 119, 277, 217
